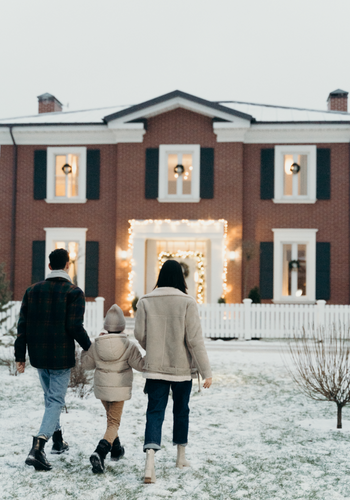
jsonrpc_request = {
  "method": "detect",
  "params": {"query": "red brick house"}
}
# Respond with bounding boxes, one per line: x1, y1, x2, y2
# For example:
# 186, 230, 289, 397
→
0, 89, 349, 311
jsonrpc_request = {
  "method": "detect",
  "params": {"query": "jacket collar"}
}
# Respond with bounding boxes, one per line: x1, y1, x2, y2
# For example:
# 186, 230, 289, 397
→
141, 287, 189, 299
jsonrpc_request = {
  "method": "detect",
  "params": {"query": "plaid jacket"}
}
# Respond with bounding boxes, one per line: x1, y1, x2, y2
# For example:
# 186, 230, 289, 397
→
15, 277, 91, 369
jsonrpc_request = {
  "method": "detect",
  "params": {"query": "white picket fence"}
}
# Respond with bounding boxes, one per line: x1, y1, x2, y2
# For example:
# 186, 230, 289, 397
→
198, 299, 350, 339
0, 297, 105, 338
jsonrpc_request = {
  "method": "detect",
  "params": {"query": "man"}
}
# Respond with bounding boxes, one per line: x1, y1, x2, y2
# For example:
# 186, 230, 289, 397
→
15, 248, 91, 471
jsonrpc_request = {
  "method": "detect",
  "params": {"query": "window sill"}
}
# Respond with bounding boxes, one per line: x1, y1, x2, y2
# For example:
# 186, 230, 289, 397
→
157, 197, 201, 203
45, 198, 87, 204
272, 198, 316, 204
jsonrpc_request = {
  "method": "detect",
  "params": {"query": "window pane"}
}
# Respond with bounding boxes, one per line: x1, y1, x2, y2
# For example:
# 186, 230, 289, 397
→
68, 241, 79, 285
282, 244, 292, 296
283, 155, 293, 196
182, 154, 192, 195
55, 241, 66, 249
167, 154, 178, 195
55, 155, 66, 197
298, 154, 307, 196
297, 244, 307, 296
67, 154, 79, 198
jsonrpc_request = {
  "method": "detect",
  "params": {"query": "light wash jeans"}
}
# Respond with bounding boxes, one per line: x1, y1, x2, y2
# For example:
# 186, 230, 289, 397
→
37, 368, 71, 440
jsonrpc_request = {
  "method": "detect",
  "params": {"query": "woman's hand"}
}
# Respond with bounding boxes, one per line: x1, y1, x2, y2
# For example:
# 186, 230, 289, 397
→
203, 378, 212, 389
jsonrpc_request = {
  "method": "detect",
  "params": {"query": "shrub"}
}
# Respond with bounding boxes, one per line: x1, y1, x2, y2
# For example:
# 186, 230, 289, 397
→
131, 296, 139, 312
248, 286, 261, 304
68, 347, 93, 398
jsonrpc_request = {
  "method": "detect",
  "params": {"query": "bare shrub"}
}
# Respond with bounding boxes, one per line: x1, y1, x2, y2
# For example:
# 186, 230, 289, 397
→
68, 347, 93, 398
285, 325, 350, 428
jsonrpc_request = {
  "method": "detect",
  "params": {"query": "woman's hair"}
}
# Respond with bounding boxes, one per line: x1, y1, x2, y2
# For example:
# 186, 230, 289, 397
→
155, 259, 188, 294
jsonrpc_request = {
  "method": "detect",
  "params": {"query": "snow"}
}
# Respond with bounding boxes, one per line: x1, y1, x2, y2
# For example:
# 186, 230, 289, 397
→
1, 338, 350, 499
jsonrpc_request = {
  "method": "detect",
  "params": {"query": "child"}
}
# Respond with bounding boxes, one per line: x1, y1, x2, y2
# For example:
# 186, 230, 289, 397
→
81, 304, 144, 474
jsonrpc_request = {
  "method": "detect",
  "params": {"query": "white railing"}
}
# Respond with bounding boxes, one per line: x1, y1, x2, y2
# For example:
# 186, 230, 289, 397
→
198, 300, 350, 339
0, 297, 105, 338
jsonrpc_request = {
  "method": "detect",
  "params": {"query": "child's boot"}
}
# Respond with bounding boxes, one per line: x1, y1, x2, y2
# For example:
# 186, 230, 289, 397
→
110, 436, 125, 461
144, 449, 156, 483
90, 439, 111, 473
176, 445, 190, 468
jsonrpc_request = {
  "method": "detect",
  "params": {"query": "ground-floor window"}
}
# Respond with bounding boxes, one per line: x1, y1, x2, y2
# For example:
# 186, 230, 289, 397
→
273, 228, 317, 303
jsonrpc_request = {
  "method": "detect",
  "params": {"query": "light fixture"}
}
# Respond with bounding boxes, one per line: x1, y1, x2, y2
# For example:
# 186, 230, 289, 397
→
121, 250, 127, 261
229, 251, 236, 262
62, 163, 72, 175
290, 162, 300, 174
174, 164, 184, 176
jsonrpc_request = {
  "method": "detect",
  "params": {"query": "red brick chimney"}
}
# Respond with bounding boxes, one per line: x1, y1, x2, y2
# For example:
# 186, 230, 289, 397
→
327, 89, 348, 112
37, 93, 63, 114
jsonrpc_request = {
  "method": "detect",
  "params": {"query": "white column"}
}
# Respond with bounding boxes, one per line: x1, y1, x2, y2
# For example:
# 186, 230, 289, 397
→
95, 296, 105, 333
210, 237, 224, 303
132, 236, 146, 299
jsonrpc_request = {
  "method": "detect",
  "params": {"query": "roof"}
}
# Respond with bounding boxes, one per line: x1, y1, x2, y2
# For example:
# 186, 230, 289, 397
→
328, 89, 349, 97
0, 91, 350, 126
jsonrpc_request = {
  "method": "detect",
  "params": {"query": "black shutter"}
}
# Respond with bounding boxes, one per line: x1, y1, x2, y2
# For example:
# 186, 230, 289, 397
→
86, 149, 100, 200
145, 148, 159, 199
260, 149, 274, 200
200, 147, 214, 199
85, 241, 99, 297
316, 242, 330, 300
32, 241, 46, 284
33, 150, 47, 200
259, 242, 273, 299
317, 148, 331, 200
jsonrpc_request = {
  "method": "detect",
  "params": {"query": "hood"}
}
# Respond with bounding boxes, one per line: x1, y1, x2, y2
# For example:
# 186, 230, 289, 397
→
94, 334, 128, 362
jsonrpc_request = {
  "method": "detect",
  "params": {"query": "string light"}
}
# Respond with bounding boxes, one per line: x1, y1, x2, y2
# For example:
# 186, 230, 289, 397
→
127, 219, 228, 309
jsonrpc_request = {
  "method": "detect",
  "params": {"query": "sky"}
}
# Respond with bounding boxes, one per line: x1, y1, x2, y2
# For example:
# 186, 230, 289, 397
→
1, 0, 350, 119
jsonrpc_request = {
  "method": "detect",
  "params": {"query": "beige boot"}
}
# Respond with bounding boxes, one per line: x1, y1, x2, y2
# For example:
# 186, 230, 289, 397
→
176, 445, 190, 469
144, 449, 156, 483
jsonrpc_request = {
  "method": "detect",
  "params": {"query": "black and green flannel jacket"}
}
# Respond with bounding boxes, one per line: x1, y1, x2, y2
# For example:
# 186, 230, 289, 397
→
15, 277, 91, 369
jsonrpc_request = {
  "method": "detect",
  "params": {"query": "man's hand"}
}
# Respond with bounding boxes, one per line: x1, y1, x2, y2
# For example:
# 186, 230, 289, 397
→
203, 377, 212, 389
16, 362, 25, 374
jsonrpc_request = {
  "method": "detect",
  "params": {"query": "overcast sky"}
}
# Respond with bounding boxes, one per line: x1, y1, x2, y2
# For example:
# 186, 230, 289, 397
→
1, 0, 350, 119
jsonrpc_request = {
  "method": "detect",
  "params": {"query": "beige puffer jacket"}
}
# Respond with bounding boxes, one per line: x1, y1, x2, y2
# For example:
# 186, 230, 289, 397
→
81, 333, 144, 402
134, 287, 212, 380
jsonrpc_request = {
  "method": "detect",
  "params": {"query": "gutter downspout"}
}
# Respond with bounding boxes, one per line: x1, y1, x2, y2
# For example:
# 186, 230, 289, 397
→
9, 126, 18, 295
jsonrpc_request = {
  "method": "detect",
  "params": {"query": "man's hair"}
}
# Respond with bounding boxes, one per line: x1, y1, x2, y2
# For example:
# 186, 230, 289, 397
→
49, 248, 69, 270
155, 259, 188, 294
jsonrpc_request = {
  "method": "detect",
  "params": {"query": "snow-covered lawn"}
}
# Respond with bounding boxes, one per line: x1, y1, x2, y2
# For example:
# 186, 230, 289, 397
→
1, 339, 350, 500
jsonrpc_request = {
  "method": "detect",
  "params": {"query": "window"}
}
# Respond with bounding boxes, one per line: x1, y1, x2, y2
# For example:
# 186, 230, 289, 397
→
158, 145, 200, 202
44, 228, 87, 289
46, 147, 87, 203
274, 146, 316, 203
273, 228, 318, 303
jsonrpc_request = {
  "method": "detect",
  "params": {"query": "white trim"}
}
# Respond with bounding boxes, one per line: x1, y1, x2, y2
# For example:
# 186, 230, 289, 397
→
213, 123, 250, 142
274, 145, 316, 204
158, 145, 200, 203
131, 220, 225, 303
245, 124, 350, 144
44, 228, 87, 290
272, 228, 318, 303
46, 147, 87, 204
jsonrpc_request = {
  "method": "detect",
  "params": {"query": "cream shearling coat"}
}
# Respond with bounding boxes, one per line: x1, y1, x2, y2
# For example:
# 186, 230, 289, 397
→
134, 287, 212, 380
81, 333, 144, 401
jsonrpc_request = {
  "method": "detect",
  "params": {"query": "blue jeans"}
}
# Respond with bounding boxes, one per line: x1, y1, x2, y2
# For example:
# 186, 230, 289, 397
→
36, 368, 71, 440
144, 379, 192, 451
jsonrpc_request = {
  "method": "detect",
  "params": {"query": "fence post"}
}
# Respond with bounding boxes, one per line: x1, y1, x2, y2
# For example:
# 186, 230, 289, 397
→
95, 297, 105, 332
316, 300, 326, 330
243, 298, 252, 340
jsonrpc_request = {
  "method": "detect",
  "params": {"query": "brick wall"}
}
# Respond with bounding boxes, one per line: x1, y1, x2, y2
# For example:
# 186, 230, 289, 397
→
0, 145, 15, 285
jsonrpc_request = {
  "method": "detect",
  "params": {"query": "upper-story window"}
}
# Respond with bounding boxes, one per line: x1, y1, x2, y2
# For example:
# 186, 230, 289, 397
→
46, 147, 87, 203
158, 145, 200, 202
274, 145, 316, 204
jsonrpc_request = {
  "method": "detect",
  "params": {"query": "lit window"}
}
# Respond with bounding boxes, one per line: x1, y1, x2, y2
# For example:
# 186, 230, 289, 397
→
55, 240, 79, 284
46, 147, 87, 203
158, 145, 200, 202
273, 228, 317, 303
274, 146, 316, 204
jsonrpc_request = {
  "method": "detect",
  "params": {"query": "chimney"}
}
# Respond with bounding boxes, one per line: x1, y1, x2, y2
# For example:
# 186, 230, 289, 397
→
37, 93, 63, 114
327, 89, 348, 112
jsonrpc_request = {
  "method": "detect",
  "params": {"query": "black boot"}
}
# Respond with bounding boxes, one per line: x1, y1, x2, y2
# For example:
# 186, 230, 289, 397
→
51, 430, 69, 454
110, 436, 125, 462
90, 439, 111, 474
25, 436, 52, 471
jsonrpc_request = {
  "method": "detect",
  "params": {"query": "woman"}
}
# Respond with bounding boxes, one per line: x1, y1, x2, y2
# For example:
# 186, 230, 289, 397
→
134, 259, 212, 484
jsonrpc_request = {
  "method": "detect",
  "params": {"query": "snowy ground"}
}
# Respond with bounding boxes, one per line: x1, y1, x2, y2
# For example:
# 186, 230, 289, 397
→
1, 338, 350, 500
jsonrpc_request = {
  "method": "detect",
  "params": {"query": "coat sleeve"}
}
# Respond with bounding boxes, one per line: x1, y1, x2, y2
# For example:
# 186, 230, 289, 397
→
127, 342, 145, 372
185, 301, 212, 379
81, 344, 96, 371
134, 300, 147, 350
14, 291, 28, 362
66, 288, 91, 351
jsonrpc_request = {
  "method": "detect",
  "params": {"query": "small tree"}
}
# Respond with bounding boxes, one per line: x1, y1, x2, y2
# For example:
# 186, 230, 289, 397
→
0, 263, 13, 330
68, 347, 93, 398
285, 325, 350, 429
0, 263, 17, 375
